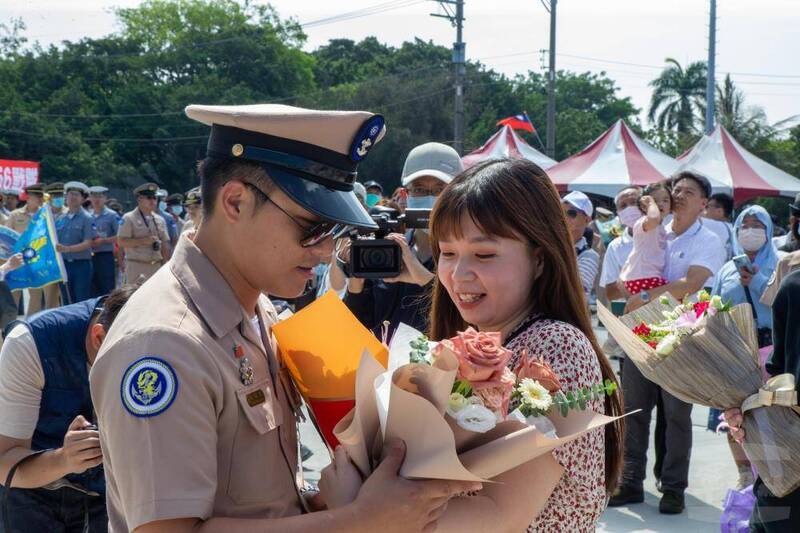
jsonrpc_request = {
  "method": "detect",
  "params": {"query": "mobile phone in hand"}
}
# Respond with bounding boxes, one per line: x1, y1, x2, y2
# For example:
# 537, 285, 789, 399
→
732, 254, 753, 274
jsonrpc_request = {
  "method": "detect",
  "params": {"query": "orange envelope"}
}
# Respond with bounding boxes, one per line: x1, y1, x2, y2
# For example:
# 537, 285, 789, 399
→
272, 292, 388, 448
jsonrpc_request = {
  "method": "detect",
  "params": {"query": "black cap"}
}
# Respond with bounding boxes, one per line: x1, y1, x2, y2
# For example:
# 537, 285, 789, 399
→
45, 182, 64, 195
184, 104, 386, 229
363, 180, 383, 194
166, 193, 184, 204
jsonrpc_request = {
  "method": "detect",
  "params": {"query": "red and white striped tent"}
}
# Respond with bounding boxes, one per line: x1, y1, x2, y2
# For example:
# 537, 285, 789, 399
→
547, 120, 681, 197
677, 125, 800, 204
461, 125, 557, 170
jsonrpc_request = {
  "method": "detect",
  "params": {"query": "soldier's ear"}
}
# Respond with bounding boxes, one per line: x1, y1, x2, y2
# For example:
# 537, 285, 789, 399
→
90, 323, 106, 351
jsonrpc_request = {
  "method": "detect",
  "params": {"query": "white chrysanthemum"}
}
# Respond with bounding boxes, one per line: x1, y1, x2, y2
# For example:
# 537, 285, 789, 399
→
518, 378, 553, 412
455, 404, 497, 433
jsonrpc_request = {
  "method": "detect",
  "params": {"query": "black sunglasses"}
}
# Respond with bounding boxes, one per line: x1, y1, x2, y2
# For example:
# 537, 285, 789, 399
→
565, 208, 579, 219
243, 183, 353, 247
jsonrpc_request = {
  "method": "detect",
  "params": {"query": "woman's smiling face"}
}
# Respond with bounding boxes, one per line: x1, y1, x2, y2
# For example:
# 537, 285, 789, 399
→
437, 213, 539, 338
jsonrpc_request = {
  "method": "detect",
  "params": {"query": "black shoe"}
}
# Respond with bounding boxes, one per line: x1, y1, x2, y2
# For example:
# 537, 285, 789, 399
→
659, 490, 685, 514
608, 485, 645, 507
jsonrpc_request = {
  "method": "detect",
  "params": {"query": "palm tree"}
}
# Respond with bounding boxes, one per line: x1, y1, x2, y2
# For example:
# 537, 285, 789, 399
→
648, 58, 707, 135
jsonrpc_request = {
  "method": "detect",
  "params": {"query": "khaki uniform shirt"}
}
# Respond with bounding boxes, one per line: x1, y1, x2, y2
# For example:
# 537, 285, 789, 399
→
90, 234, 305, 532
5, 207, 37, 234
761, 251, 800, 307
117, 208, 170, 263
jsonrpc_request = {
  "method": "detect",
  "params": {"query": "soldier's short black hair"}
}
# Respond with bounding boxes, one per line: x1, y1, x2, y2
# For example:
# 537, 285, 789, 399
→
96, 284, 140, 330
196, 157, 273, 217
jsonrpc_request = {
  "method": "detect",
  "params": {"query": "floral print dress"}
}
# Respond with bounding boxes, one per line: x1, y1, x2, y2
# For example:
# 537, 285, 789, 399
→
505, 317, 607, 533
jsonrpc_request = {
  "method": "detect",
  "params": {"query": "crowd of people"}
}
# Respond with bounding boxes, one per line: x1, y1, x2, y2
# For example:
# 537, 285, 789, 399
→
0, 101, 797, 533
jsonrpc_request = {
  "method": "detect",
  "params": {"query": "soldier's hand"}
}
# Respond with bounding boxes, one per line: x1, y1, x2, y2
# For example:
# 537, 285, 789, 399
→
58, 415, 103, 474
352, 439, 482, 532
319, 446, 362, 509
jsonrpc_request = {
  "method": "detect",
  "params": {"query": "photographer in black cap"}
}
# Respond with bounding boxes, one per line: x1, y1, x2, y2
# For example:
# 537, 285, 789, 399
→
342, 142, 463, 338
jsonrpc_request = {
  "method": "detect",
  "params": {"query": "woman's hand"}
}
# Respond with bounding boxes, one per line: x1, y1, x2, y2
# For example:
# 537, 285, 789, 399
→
318, 446, 363, 509
739, 265, 758, 287
384, 233, 434, 286
724, 408, 745, 443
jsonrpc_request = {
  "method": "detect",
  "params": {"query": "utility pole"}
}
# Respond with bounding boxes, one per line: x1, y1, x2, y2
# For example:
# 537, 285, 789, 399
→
545, 0, 557, 159
432, 0, 466, 154
705, 0, 717, 134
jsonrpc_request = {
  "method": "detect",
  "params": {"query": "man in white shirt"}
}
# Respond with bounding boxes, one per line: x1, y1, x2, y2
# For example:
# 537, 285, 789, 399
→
611, 172, 726, 515
600, 187, 640, 302
561, 191, 600, 303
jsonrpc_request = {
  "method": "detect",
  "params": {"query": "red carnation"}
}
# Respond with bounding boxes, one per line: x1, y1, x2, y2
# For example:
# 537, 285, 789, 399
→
693, 301, 710, 318
632, 322, 651, 337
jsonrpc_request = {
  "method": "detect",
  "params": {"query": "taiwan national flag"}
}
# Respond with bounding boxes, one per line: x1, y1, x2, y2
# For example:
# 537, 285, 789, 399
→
496, 113, 536, 133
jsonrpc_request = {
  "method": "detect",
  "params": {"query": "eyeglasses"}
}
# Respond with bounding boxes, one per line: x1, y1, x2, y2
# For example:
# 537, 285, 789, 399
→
565, 208, 579, 219
408, 186, 446, 197
243, 183, 352, 247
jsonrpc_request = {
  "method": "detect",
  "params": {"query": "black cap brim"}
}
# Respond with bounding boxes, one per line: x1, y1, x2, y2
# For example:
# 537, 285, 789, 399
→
264, 164, 377, 229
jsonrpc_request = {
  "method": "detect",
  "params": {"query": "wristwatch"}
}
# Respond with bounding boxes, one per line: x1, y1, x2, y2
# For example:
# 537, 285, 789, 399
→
640, 290, 651, 303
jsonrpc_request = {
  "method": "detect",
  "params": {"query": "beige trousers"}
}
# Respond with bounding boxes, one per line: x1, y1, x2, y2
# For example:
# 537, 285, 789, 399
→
125, 261, 162, 285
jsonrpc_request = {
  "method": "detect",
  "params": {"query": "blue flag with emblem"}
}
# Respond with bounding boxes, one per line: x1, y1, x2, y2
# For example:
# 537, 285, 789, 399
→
5, 207, 67, 290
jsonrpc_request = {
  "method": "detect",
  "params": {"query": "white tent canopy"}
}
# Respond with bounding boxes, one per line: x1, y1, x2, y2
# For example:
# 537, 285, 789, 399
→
461, 125, 557, 170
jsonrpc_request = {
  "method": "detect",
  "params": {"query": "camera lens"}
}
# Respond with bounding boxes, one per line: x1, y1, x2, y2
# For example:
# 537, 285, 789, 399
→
360, 247, 393, 269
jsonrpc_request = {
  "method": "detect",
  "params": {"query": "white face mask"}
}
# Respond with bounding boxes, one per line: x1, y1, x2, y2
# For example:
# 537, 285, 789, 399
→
737, 227, 767, 252
618, 205, 641, 228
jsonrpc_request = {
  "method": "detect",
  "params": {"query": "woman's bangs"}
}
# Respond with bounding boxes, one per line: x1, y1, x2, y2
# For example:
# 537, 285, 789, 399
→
431, 181, 519, 244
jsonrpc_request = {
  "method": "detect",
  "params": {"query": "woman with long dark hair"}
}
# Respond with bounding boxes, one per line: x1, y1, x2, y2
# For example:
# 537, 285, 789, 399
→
429, 158, 624, 531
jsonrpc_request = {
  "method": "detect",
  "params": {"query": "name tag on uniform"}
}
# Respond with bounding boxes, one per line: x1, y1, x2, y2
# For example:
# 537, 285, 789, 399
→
246, 389, 266, 407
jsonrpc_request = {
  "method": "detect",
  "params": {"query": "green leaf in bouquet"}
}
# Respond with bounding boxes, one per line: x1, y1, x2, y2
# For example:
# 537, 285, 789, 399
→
577, 389, 588, 410
566, 391, 578, 410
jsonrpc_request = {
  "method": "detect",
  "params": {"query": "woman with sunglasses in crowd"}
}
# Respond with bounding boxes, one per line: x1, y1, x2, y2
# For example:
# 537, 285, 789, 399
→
428, 158, 624, 531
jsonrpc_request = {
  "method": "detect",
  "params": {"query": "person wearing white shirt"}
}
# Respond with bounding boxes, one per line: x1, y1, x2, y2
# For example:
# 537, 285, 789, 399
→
560, 191, 600, 303
601, 187, 639, 302
611, 172, 726, 515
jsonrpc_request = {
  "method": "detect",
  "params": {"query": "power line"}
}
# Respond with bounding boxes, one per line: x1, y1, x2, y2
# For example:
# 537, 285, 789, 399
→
301, 0, 426, 28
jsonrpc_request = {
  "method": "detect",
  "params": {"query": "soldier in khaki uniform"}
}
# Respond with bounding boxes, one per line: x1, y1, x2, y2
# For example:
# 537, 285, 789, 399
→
116, 183, 170, 284
181, 187, 202, 234
761, 250, 800, 307
90, 105, 484, 533
5, 184, 47, 315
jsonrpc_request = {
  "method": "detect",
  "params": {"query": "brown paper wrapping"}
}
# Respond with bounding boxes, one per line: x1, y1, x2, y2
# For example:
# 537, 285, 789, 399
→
598, 299, 800, 497
333, 348, 629, 483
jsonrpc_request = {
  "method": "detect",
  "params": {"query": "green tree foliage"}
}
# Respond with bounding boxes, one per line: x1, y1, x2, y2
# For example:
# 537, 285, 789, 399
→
648, 58, 707, 135
0, 0, 638, 196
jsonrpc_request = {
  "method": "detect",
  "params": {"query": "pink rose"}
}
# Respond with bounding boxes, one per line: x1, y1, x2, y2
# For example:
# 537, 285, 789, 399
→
449, 328, 513, 382
513, 348, 562, 393
473, 367, 516, 415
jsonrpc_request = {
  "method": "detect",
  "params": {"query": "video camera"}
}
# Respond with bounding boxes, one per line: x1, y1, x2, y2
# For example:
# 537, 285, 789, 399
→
347, 206, 431, 279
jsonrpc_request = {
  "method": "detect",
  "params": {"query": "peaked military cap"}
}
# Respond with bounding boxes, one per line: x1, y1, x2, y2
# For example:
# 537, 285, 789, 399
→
46, 182, 64, 194
185, 103, 386, 229
134, 183, 159, 197
64, 181, 89, 195
25, 183, 45, 195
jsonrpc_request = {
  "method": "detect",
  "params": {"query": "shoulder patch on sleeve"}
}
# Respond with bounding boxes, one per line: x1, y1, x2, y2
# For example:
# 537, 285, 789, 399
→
120, 357, 178, 417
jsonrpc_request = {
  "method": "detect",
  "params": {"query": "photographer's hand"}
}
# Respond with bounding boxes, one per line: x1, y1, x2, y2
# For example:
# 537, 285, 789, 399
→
384, 233, 434, 286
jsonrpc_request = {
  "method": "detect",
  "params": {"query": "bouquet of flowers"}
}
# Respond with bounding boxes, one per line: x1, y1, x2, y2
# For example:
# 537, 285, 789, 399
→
333, 322, 626, 484
599, 291, 800, 497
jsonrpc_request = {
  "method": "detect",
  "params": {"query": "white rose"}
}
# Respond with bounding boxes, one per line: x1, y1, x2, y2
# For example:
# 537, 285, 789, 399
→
455, 404, 497, 433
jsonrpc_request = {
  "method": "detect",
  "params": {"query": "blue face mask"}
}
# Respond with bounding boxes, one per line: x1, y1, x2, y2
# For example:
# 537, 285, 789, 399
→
406, 195, 437, 210
51, 197, 64, 208
365, 194, 381, 208
169, 205, 182, 215
159, 201, 167, 212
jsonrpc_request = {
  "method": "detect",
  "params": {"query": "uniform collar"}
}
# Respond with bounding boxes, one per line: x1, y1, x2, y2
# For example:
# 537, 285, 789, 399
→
169, 234, 247, 339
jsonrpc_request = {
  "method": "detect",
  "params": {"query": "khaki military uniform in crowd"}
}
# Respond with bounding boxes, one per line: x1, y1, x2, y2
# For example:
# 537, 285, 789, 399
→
117, 205, 169, 284
90, 235, 306, 532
